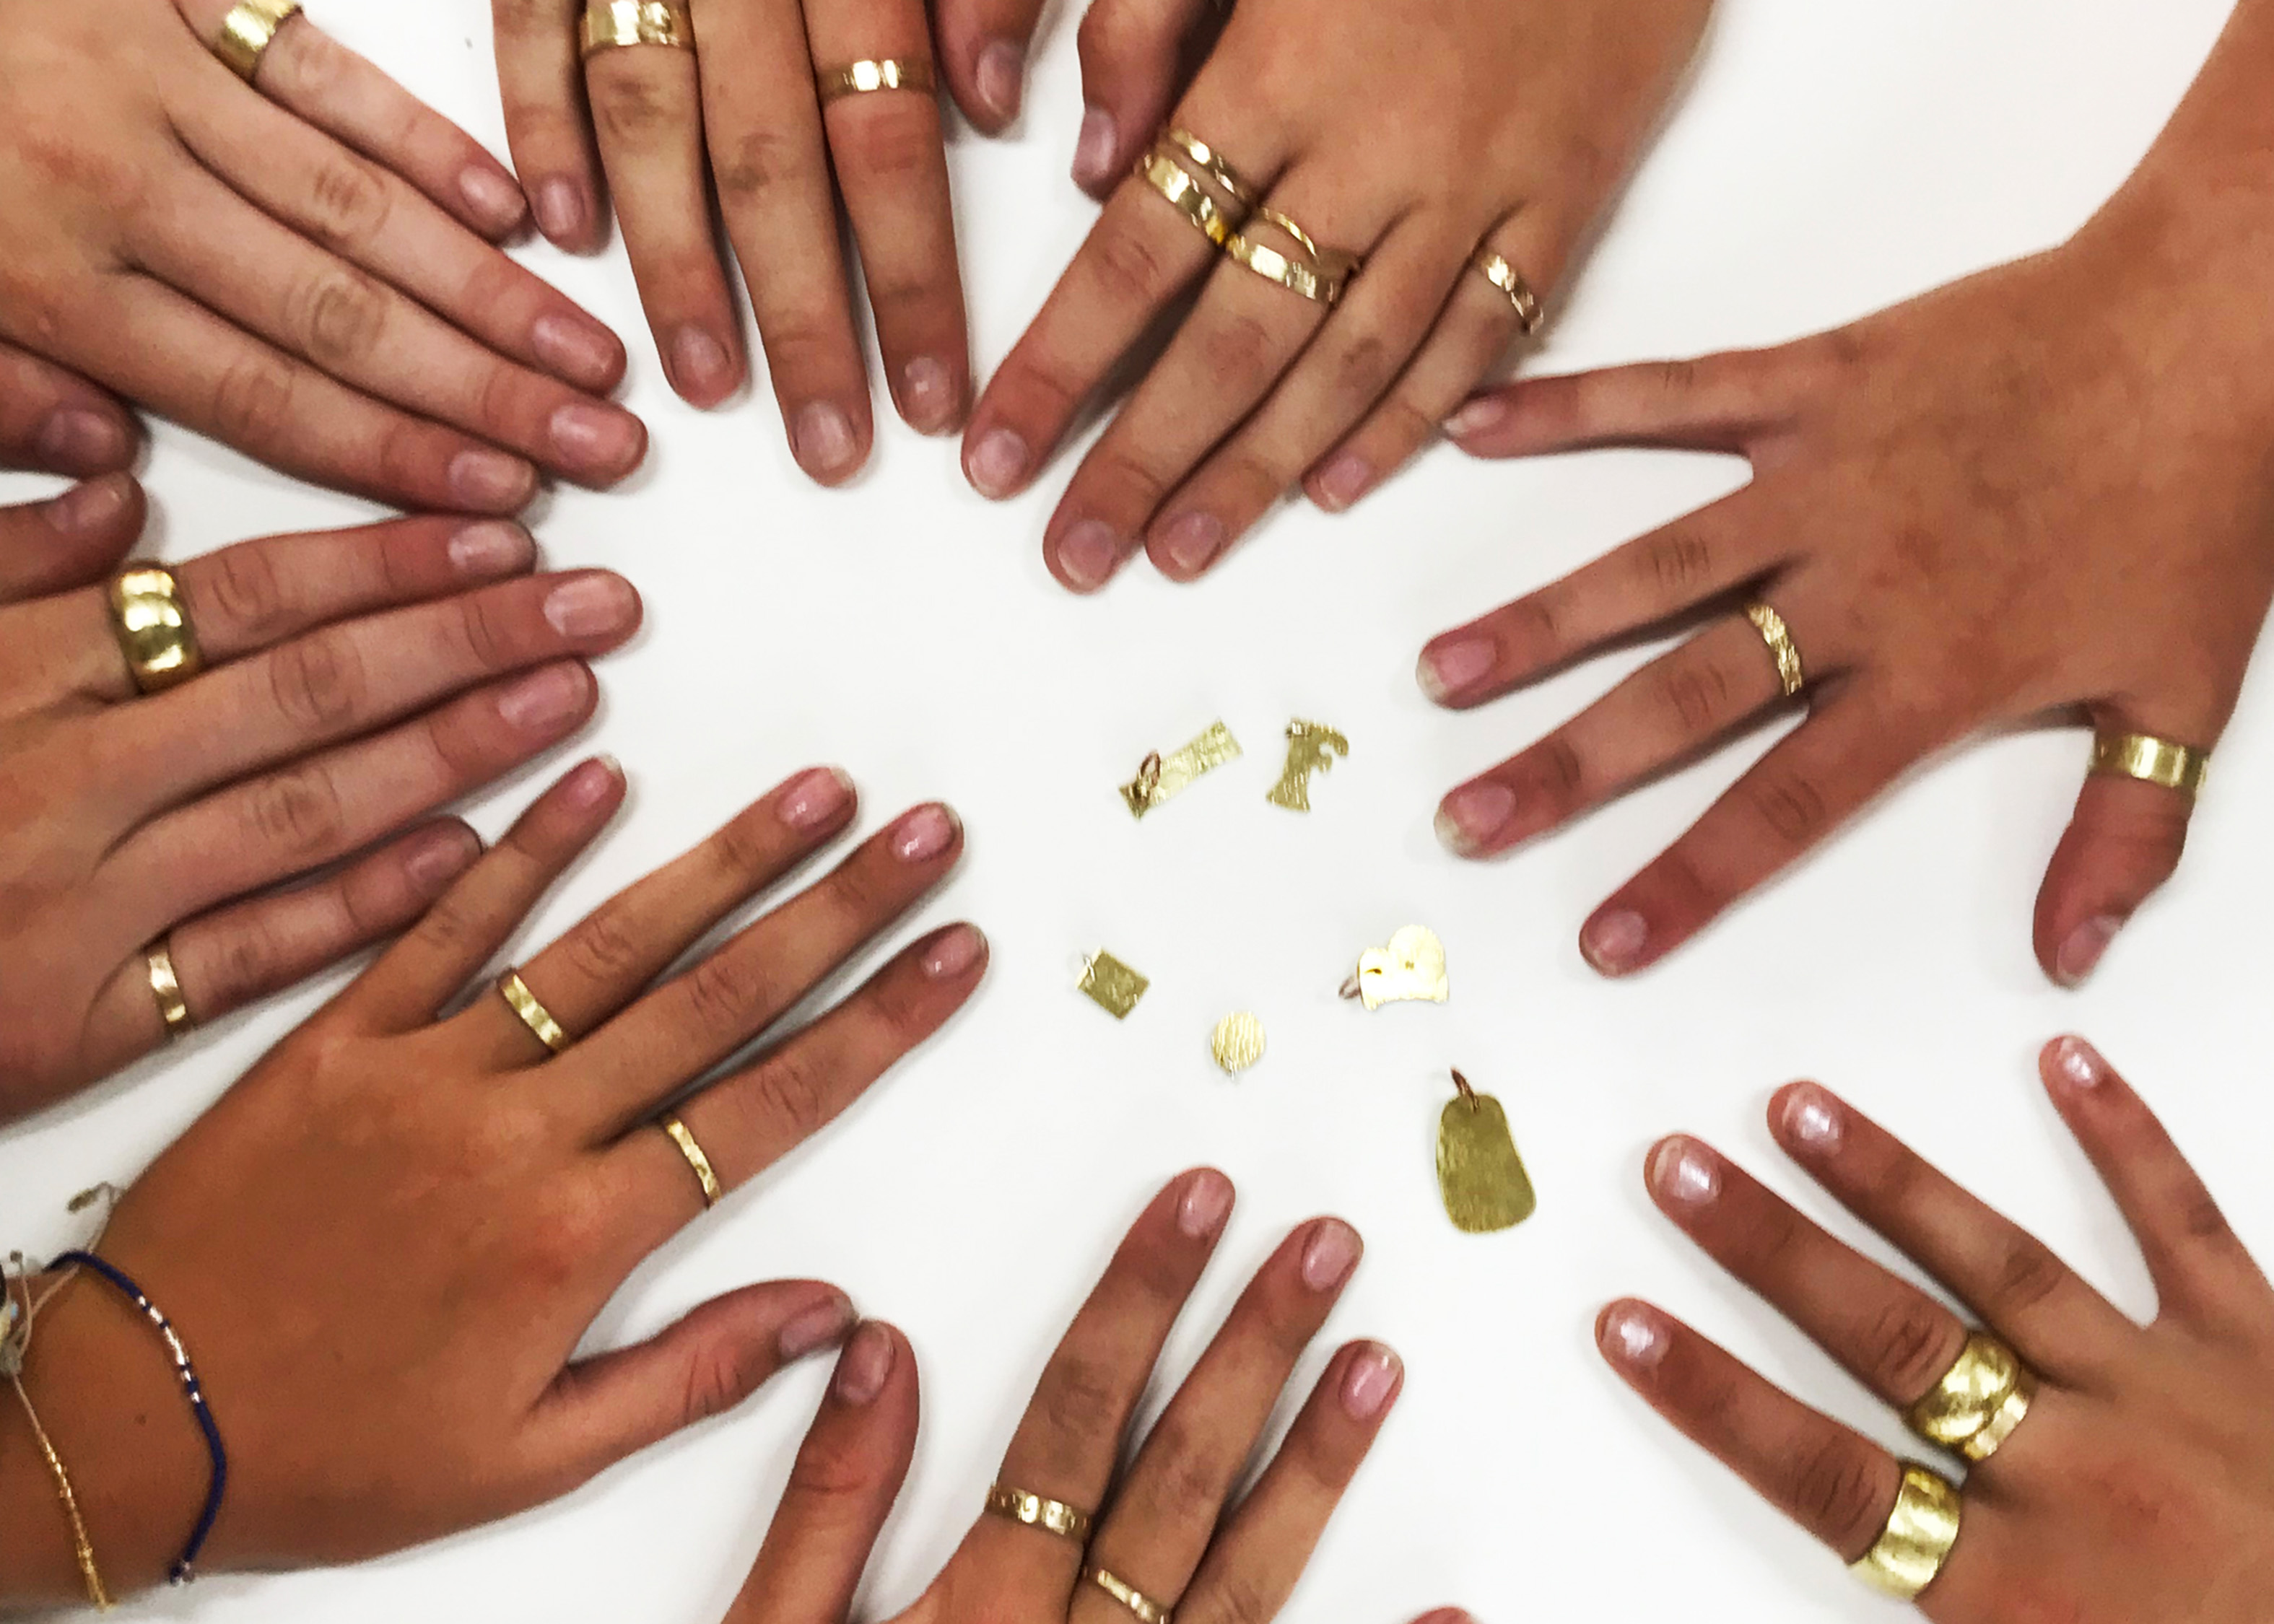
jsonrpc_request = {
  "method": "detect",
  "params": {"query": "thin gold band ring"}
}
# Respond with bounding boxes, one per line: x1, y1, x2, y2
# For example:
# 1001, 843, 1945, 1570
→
983, 1483, 1093, 1543
1472, 248, 1544, 335
817, 58, 936, 102
2090, 730, 2210, 800
1161, 127, 1260, 209
147, 941, 196, 1041
1084, 1566, 1172, 1624
1745, 601, 1806, 699
212, 0, 302, 81
1134, 150, 1237, 248
659, 1114, 723, 1208
496, 970, 571, 1055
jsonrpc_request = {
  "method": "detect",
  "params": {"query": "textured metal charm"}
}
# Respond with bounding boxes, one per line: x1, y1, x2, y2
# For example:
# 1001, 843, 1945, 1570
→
1264, 720, 1349, 812
1437, 1071, 1535, 1233
1079, 951, 1150, 1018
1211, 1013, 1265, 1075
1339, 925, 1449, 1010
1121, 722, 1242, 818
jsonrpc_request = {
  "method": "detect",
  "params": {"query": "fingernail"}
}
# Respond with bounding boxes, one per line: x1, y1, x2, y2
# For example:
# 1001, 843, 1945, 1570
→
965, 427, 1029, 497
1177, 1169, 1233, 1238
458, 165, 528, 233
832, 1322, 897, 1406
777, 1296, 858, 1361
1300, 1218, 1362, 1291
1434, 782, 1516, 855
1599, 1302, 1668, 1369
496, 663, 588, 730
1782, 1086, 1843, 1152
900, 357, 958, 435
549, 403, 645, 479
922, 924, 986, 980
448, 520, 533, 577
792, 401, 861, 482
1072, 107, 1118, 190
531, 313, 622, 391
1339, 1343, 1403, 1420
543, 573, 638, 638
1159, 512, 1226, 577
1418, 635, 1497, 703
778, 766, 854, 831
1650, 1138, 1720, 1206
1581, 908, 1650, 975
2049, 1035, 2107, 1092
1311, 451, 1372, 512
565, 754, 623, 808
890, 803, 958, 863
35, 407, 130, 472
532, 177, 588, 243
975, 40, 1024, 121
448, 448, 536, 511
45, 476, 129, 535
1055, 519, 1122, 591
670, 326, 734, 401
2055, 914, 2123, 987
1444, 395, 1512, 440
404, 824, 482, 890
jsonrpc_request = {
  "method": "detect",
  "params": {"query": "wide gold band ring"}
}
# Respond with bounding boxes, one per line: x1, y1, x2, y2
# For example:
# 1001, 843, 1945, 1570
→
1745, 601, 1806, 699
581, 0, 695, 56
1907, 1331, 2036, 1464
212, 0, 302, 82
147, 941, 196, 1041
984, 1483, 1094, 1543
1221, 210, 1358, 307
496, 970, 571, 1055
2090, 730, 2210, 800
1850, 1462, 1962, 1600
1084, 1566, 1172, 1624
1134, 149, 1237, 248
1472, 248, 1544, 335
110, 566, 206, 694
659, 1114, 723, 1208
817, 58, 936, 102
1161, 127, 1260, 210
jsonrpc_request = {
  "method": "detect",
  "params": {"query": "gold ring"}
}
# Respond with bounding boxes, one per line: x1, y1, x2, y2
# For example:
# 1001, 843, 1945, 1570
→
1907, 1331, 2036, 1464
110, 567, 205, 694
1221, 211, 1359, 307
1745, 601, 1805, 698
1850, 1462, 1962, 1600
581, 0, 695, 56
1134, 150, 1237, 248
1084, 1566, 1172, 1624
496, 969, 570, 1055
984, 1483, 1093, 1544
659, 1114, 723, 1208
146, 941, 195, 1041
2090, 730, 2210, 800
212, 0, 302, 82
1472, 248, 1544, 335
816, 58, 936, 102
1161, 128, 1260, 209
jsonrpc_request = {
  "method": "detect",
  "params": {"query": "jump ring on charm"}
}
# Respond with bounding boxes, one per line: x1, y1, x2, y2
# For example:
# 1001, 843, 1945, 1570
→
1744, 601, 1806, 699
496, 969, 571, 1055
1134, 149, 1238, 248
659, 1114, 724, 1208
817, 58, 936, 103
1906, 1331, 2036, 1464
984, 1483, 1094, 1543
1084, 1566, 1173, 1624
1850, 1462, 1963, 1600
2089, 730, 2210, 800
212, 0, 302, 81
1160, 128, 1260, 210
147, 941, 196, 1041
1472, 248, 1544, 335
110, 566, 205, 694
581, 0, 696, 56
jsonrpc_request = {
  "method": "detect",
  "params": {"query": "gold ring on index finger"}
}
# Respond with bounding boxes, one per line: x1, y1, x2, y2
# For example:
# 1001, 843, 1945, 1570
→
816, 58, 937, 103
582, 0, 696, 56
212, 0, 302, 81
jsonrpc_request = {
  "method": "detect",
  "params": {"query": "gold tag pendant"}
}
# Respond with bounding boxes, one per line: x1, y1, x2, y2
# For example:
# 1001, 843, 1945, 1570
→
1437, 1070, 1535, 1233
1077, 951, 1150, 1018
1121, 722, 1242, 818
1265, 720, 1349, 812
1339, 925, 1450, 1010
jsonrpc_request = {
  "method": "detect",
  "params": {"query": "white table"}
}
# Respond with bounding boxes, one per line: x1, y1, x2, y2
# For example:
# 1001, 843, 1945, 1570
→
1, 1, 2259, 1618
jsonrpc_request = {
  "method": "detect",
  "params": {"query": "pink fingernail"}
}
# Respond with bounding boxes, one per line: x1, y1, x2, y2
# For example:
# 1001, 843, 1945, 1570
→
404, 824, 482, 890
832, 1322, 897, 1406
1434, 782, 1516, 855
36, 409, 130, 473
900, 357, 958, 435
1072, 108, 1118, 189
532, 177, 588, 243
448, 521, 533, 577
1311, 451, 1372, 512
777, 1296, 858, 1361
1444, 395, 1511, 440
890, 804, 958, 863
532, 313, 622, 391
1300, 1218, 1362, 1291
1339, 1343, 1403, 1420
1782, 1086, 1843, 1152
975, 40, 1024, 121
671, 326, 734, 401
1599, 1302, 1668, 1369
1418, 635, 1496, 703
45, 476, 129, 535
1178, 1169, 1234, 1238
965, 427, 1030, 497
549, 403, 645, 478
778, 767, 854, 831
2049, 1035, 2106, 1092
496, 663, 588, 730
1159, 512, 1226, 577
564, 754, 623, 808
448, 448, 537, 511
1581, 909, 1650, 975
1055, 520, 1122, 591
458, 165, 528, 233
793, 402, 861, 481
922, 925, 986, 980
543, 573, 637, 638
1650, 1138, 1719, 1207
2055, 914, 2123, 987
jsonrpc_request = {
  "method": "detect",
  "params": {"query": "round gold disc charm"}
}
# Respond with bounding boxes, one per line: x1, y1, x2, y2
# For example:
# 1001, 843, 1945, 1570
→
1211, 1013, 1265, 1075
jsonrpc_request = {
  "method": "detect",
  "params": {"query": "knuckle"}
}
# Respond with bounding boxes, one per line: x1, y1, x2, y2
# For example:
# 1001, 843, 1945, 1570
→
1500, 592, 1562, 665
679, 1339, 759, 1426
828, 106, 938, 184
211, 354, 297, 445
1532, 733, 1585, 808
245, 764, 348, 859
1127, 1424, 1220, 1524
561, 903, 646, 985
306, 156, 393, 252
1196, 1579, 1275, 1624
2179, 1189, 2238, 1245
266, 630, 367, 730
1785, 1436, 1886, 1553
681, 950, 770, 1039
1635, 528, 1716, 598
208, 920, 284, 1008
588, 71, 676, 146
1330, 328, 1397, 405
713, 127, 805, 202
1655, 656, 1733, 735
785, 1433, 882, 1502
1744, 767, 1832, 850
1203, 311, 1279, 396
1642, 358, 1704, 402
748, 1048, 835, 1140
1862, 1300, 1959, 1400
1211, 448, 1288, 507
1986, 1235, 2069, 1318
1088, 219, 1175, 308
1035, 1355, 1123, 1458
455, 589, 518, 670
292, 267, 393, 368
709, 806, 788, 880
203, 541, 295, 642
1086, 445, 1169, 512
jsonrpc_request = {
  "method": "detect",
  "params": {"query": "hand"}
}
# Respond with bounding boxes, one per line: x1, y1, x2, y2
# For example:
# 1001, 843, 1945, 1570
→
1424, 224, 2274, 983
723, 1171, 1451, 1624
958, 0, 1709, 590
0, 761, 986, 1601
493, 0, 1015, 479
0, 0, 645, 514
1597, 1037, 2274, 1619
0, 503, 642, 1120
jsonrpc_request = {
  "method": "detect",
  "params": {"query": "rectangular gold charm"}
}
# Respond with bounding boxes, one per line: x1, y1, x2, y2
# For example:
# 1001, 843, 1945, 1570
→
1077, 951, 1150, 1018
1437, 1089, 1537, 1233
1120, 722, 1242, 818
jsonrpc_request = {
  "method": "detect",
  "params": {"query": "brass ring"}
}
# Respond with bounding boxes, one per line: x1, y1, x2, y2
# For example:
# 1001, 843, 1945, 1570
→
1744, 601, 1805, 699
496, 969, 571, 1055
1221, 211, 1358, 307
147, 941, 196, 1041
1160, 128, 1260, 210
984, 1483, 1093, 1544
1849, 1462, 1962, 1600
581, 0, 695, 56
109, 566, 205, 694
1084, 1566, 1172, 1624
659, 1114, 723, 1208
1472, 248, 1544, 335
1907, 1331, 2036, 1464
816, 58, 936, 102
2090, 730, 2210, 800
1133, 149, 1237, 248
212, 0, 302, 82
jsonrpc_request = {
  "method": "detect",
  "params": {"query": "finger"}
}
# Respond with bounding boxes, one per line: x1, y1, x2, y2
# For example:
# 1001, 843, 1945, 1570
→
585, 43, 747, 406
934, 0, 1047, 133
0, 475, 147, 604
1169, 1341, 1402, 1624
2039, 1036, 2273, 1334
0, 341, 140, 476
722, 1322, 921, 1624
492, 0, 609, 250
2032, 720, 2209, 987
338, 755, 626, 1031
1768, 1082, 2138, 1375
1443, 345, 1794, 460
1067, 0, 1213, 194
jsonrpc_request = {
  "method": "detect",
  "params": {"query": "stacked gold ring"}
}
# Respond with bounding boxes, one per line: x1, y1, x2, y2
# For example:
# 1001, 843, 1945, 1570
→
817, 58, 936, 103
1132, 129, 1359, 307
1472, 248, 1545, 335
983, 1483, 1093, 1544
1907, 1331, 2036, 1464
1850, 1462, 1963, 1600
2091, 730, 2210, 800
110, 566, 205, 694
582, 0, 696, 56
1134, 150, 1237, 248
212, 0, 302, 82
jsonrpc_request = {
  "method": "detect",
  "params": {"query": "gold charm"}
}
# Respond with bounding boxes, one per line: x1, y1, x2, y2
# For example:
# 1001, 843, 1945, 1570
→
1211, 1013, 1265, 1075
1121, 721, 1242, 818
1338, 925, 1449, 1010
1437, 1070, 1535, 1233
1264, 720, 1349, 813
1078, 951, 1150, 1018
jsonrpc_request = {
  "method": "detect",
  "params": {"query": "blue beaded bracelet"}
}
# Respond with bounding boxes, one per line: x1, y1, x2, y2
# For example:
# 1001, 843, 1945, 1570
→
52, 1252, 227, 1584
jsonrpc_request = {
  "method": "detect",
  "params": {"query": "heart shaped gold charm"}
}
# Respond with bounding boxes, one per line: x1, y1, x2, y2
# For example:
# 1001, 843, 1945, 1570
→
1339, 925, 1448, 1011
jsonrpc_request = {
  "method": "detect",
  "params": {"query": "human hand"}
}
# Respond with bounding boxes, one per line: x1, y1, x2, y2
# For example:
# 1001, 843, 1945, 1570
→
723, 1170, 1449, 1624
1598, 1038, 2274, 1619
958, 0, 1709, 590
0, 760, 985, 1599
0, 503, 641, 1120
0, 0, 645, 514
1423, 227, 2274, 985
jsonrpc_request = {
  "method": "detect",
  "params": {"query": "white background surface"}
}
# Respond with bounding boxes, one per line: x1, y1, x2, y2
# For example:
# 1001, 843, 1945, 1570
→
1, 0, 2265, 1618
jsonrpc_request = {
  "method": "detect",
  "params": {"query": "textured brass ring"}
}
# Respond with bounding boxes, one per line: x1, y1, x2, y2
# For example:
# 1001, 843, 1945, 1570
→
109, 566, 205, 694
1907, 1331, 2036, 1464
1744, 601, 1805, 699
659, 1114, 723, 1208
1472, 248, 1544, 335
1161, 127, 1260, 209
984, 1483, 1093, 1544
496, 969, 571, 1055
146, 940, 196, 1041
1221, 211, 1358, 307
1084, 1566, 1172, 1624
1850, 1462, 1962, 1600
581, 0, 695, 56
1133, 150, 1238, 247
212, 0, 302, 82
2090, 730, 2210, 800
816, 58, 936, 102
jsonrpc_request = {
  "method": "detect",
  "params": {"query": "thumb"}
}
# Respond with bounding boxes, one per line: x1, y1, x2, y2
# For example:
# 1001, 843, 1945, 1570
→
1071, 0, 1218, 196
935, 0, 1050, 133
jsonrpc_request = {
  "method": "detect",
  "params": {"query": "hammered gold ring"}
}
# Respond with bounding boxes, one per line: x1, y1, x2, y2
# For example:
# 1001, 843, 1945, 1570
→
816, 58, 936, 103
581, 0, 695, 56
496, 969, 571, 1055
1134, 149, 1237, 248
212, 0, 302, 81
659, 1114, 723, 1209
1084, 1566, 1172, 1624
1907, 1331, 2036, 1464
2090, 730, 2210, 800
1850, 1462, 1962, 1600
109, 566, 205, 694
1472, 248, 1544, 335
984, 1483, 1093, 1544
1221, 211, 1359, 307
1745, 601, 1806, 699
1160, 127, 1260, 210
146, 940, 196, 1042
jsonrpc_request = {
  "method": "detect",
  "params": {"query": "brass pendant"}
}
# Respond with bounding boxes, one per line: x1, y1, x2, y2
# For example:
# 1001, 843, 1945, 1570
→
1121, 722, 1242, 818
1211, 1013, 1265, 1075
1338, 925, 1449, 1010
1264, 720, 1349, 812
1077, 951, 1150, 1018
1437, 1070, 1535, 1233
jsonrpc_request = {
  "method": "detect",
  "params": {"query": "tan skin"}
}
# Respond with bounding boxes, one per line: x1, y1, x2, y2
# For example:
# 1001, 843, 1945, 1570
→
0, 760, 986, 1601
1423, 0, 2274, 985
0, 0, 644, 515
1600, 1037, 2274, 1618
